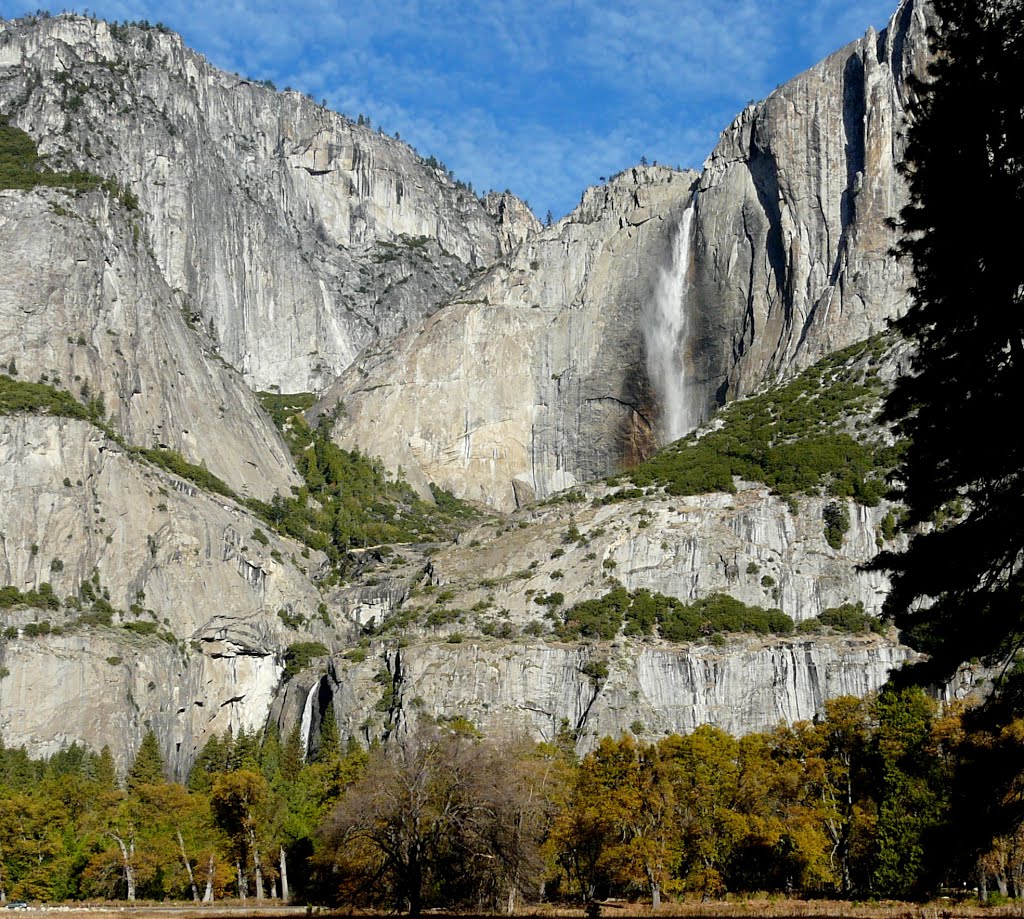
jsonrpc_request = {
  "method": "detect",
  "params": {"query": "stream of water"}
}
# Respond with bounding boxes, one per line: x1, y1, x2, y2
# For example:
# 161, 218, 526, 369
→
643, 197, 698, 443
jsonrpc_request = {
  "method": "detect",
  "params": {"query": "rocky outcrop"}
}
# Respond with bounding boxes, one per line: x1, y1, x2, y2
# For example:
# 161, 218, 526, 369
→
0, 187, 297, 500
414, 484, 899, 626
320, 166, 698, 510
482, 191, 542, 253
265, 479, 915, 753
319, 0, 931, 509
0, 414, 331, 775
0, 15, 509, 392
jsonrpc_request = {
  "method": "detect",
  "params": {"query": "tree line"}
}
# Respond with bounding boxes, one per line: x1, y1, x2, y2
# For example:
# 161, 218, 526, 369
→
2, 687, 1024, 911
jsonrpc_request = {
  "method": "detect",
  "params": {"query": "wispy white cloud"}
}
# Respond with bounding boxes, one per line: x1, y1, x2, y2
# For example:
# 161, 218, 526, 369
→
0, 0, 902, 216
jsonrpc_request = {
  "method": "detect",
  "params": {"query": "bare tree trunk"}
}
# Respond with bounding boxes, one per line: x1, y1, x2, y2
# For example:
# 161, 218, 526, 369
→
237, 860, 247, 900
270, 878, 277, 899
979, 863, 989, 903
112, 834, 136, 902
280, 846, 289, 902
249, 829, 265, 901
176, 829, 200, 902
203, 854, 215, 902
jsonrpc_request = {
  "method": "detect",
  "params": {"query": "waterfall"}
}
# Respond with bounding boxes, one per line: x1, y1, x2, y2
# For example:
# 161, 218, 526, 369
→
298, 682, 317, 763
643, 197, 698, 443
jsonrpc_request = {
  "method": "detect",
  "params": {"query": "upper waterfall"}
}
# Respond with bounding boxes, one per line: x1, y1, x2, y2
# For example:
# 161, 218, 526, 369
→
643, 197, 699, 443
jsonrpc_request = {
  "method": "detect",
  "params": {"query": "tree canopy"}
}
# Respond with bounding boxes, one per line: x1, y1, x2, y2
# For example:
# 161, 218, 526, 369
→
877, 0, 1024, 684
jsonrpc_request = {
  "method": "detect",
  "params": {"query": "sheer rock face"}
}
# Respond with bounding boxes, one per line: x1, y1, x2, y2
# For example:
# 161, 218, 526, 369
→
320, 0, 931, 509
336, 637, 911, 747
0, 414, 331, 776
0, 15, 509, 393
280, 637, 913, 755
270, 484, 917, 755
321, 166, 698, 511
0, 188, 298, 500
692, 0, 935, 400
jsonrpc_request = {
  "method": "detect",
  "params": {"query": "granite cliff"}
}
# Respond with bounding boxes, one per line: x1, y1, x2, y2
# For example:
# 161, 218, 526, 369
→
319, 165, 698, 511
0, 15, 529, 393
0, 4, 937, 776
322, 0, 933, 511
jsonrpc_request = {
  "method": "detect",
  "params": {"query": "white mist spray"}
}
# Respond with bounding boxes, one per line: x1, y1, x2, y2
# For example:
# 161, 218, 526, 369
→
643, 196, 699, 442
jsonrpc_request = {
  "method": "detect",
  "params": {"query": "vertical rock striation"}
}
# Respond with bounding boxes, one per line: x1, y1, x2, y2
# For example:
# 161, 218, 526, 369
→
690, 0, 935, 399
0, 15, 515, 392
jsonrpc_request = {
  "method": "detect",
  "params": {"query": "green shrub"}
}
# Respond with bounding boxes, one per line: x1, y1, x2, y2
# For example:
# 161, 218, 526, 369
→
123, 620, 157, 636
559, 587, 794, 643
283, 641, 329, 678
278, 608, 306, 630
0, 375, 89, 419
426, 607, 460, 627
0, 583, 60, 611
559, 586, 632, 640
823, 501, 851, 550
819, 601, 884, 635
22, 620, 51, 637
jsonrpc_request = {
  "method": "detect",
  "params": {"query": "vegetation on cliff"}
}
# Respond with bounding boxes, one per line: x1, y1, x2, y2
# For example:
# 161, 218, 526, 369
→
626, 336, 898, 505
253, 393, 484, 568
556, 586, 794, 642
0, 116, 138, 208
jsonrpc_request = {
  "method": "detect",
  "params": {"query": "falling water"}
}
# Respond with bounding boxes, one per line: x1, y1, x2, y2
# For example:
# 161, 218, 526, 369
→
642, 197, 698, 443
298, 682, 317, 762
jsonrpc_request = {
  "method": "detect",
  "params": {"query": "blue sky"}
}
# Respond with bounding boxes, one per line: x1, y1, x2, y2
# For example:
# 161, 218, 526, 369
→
1, 0, 900, 217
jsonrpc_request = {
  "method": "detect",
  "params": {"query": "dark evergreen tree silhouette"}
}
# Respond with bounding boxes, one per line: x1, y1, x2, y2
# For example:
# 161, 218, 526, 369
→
877, 0, 1024, 685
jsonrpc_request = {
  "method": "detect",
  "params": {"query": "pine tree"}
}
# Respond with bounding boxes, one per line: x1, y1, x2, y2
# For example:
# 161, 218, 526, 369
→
314, 702, 340, 764
877, 0, 1024, 684
127, 730, 166, 791
96, 745, 117, 790
188, 733, 227, 793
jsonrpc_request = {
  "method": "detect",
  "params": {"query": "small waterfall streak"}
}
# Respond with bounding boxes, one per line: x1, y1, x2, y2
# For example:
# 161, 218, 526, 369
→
298, 682, 317, 763
643, 198, 698, 442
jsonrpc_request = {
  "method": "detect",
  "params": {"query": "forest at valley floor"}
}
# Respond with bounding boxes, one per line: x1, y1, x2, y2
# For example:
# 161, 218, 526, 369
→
3, 685, 1024, 914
